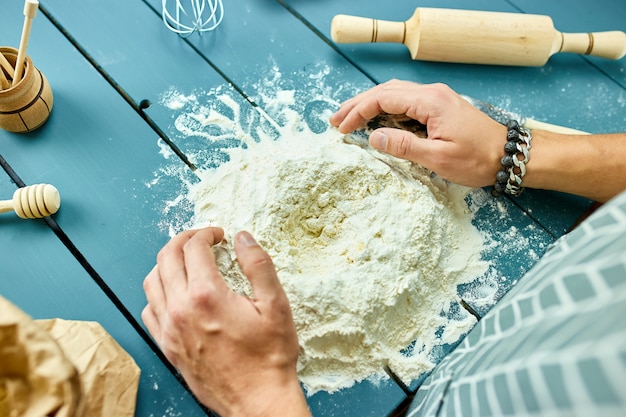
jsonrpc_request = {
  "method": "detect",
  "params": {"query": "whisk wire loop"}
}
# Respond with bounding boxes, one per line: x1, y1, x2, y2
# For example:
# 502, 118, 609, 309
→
162, 0, 224, 36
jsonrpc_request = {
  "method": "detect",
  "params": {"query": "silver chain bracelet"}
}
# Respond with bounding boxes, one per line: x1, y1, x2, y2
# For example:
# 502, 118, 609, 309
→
493, 120, 532, 197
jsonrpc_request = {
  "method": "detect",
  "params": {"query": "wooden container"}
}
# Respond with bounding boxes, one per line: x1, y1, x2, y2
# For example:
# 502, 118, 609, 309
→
0, 46, 53, 133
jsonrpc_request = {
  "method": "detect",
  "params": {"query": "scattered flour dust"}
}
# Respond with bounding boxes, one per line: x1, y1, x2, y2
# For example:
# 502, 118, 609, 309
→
157, 69, 490, 395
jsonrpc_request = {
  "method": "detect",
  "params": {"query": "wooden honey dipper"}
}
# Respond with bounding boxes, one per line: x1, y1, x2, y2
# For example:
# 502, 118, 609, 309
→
331, 8, 626, 66
0, 184, 61, 219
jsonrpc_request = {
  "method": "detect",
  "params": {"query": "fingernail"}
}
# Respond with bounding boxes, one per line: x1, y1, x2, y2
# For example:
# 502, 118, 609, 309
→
237, 231, 258, 247
370, 131, 387, 150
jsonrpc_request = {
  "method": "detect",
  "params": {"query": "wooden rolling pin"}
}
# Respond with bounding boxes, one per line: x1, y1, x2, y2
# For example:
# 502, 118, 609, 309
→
331, 8, 626, 66
0, 184, 61, 219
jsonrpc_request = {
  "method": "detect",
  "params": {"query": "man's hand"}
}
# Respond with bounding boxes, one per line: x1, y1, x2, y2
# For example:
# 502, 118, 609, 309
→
142, 228, 311, 417
330, 80, 507, 188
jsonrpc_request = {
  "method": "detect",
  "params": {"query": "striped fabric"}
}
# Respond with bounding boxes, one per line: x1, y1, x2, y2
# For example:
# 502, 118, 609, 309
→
407, 191, 626, 417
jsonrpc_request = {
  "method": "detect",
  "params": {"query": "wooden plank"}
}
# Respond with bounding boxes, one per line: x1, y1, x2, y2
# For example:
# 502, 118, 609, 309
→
141, 0, 374, 102
0, 175, 208, 416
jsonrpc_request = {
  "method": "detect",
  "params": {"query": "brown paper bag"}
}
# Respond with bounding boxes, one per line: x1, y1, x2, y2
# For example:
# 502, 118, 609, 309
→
0, 296, 83, 417
0, 296, 141, 417
37, 319, 141, 417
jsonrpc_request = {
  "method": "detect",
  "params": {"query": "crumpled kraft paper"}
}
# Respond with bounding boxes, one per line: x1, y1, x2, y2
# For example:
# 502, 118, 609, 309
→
0, 296, 83, 417
37, 319, 141, 417
0, 296, 140, 417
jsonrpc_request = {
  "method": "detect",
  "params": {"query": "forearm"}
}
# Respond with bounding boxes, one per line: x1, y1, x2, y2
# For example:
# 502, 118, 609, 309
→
523, 130, 626, 202
228, 377, 312, 417
258, 383, 312, 417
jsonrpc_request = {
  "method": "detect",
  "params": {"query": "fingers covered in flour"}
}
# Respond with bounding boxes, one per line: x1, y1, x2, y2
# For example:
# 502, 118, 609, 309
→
234, 231, 284, 302
183, 227, 228, 295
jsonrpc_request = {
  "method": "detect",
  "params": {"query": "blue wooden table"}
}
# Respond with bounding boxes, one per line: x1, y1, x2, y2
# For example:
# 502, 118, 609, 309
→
1, 0, 624, 415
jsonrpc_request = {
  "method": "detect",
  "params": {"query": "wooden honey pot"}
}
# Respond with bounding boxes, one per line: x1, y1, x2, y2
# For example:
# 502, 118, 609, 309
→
0, 46, 53, 133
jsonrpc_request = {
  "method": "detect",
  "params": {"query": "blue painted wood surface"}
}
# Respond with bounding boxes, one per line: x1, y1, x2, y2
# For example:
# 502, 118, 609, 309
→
1, 0, 624, 415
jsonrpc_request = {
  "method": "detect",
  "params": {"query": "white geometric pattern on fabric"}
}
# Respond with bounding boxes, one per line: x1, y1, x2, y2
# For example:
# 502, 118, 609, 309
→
407, 191, 626, 417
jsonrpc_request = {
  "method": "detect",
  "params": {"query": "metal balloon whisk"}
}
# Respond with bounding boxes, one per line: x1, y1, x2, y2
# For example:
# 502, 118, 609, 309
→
162, 0, 224, 37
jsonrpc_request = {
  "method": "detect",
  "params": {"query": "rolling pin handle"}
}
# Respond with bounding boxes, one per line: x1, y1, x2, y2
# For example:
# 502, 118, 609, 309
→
558, 31, 626, 60
331, 14, 406, 44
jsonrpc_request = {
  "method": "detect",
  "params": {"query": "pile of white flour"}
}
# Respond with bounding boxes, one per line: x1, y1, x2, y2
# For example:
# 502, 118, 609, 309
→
180, 91, 489, 393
